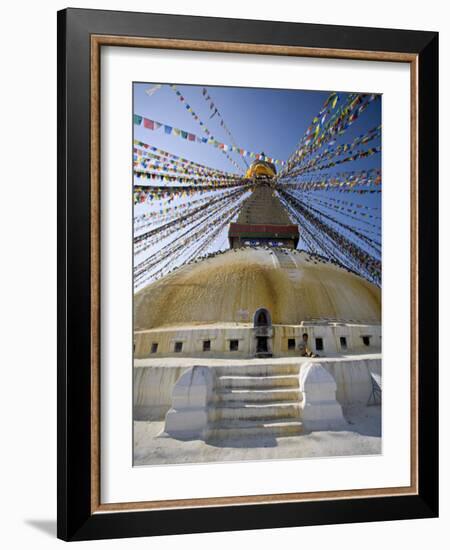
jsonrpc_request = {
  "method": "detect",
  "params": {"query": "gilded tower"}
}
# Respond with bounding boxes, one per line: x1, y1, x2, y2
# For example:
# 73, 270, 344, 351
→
228, 181, 299, 249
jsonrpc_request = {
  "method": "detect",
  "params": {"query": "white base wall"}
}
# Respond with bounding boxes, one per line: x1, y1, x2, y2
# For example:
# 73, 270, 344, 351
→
324, 359, 381, 405
134, 323, 381, 359
134, 366, 189, 420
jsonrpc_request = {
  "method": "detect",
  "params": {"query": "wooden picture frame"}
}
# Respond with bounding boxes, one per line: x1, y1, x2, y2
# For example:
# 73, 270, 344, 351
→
57, 8, 438, 541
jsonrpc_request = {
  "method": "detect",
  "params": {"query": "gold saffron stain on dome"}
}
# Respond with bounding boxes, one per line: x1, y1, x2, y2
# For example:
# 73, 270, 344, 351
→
134, 247, 381, 330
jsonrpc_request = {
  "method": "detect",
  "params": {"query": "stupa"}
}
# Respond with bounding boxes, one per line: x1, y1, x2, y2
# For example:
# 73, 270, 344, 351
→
133, 164, 381, 442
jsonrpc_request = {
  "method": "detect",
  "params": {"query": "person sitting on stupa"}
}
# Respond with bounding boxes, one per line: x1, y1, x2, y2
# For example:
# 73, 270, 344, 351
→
298, 333, 318, 357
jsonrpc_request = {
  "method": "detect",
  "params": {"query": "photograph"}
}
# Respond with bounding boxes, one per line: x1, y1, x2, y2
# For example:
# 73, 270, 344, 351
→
132, 82, 382, 466
53, 5, 439, 541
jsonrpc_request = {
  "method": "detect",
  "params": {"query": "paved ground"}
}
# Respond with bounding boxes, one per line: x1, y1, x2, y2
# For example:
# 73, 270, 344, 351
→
134, 404, 381, 466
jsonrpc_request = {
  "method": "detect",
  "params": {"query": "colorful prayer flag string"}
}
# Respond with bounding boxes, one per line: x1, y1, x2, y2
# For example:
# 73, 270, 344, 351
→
133, 114, 286, 166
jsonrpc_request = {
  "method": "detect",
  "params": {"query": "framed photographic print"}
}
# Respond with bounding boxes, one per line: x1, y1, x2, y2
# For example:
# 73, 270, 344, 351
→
57, 8, 439, 541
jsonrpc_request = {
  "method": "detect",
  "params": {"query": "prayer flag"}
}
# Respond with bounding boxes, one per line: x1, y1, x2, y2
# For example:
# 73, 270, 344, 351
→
143, 118, 154, 130
145, 84, 161, 96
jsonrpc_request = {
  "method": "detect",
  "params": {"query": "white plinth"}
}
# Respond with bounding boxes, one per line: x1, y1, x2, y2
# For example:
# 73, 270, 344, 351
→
299, 362, 347, 431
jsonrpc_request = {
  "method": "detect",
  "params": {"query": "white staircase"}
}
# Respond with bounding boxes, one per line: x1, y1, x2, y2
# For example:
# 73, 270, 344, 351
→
273, 248, 298, 280
207, 364, 303, 440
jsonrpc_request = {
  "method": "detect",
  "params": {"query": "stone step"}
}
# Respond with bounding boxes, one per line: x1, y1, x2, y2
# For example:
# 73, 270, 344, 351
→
209, 402, 300, 421
207, 419, 303, 440
273, 250, 297, 269
214, 388, 301, 403
215, 374, 299, 390
215, 364, 299, 377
